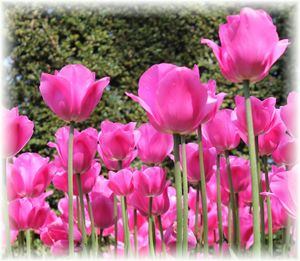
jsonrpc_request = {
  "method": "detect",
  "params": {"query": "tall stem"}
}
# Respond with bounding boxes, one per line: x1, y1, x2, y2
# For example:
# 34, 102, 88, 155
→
121, 196, 131, 256
173, 134, 183, 255
76, 196, 81, 231
228, 202, 232, 248
225, 151, 238, 249
67, 123, 75, 255
2, 158, 12, 256
86, 193, 98, 255
195, 182, 200, 245
25, 229, 31, 257
158, 215, 166, 256
198, 126, 209, 254
235, 193, 241, 251
181, 136, 189, 254
76, 173, 87, 253
262, 156, 273, 255
216, 154, 223, 252
133, 208, 138, 256
255, 137, 265, 247
113, 194, 118, 255
284, 217, 291, 254
148, 197, 155, 256
243, 80, 261, 255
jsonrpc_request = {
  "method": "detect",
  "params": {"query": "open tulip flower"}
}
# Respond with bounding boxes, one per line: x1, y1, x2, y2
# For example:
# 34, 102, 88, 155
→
108, 169, 134, 196
39, 64, 110, 122
201, 7, 289, 83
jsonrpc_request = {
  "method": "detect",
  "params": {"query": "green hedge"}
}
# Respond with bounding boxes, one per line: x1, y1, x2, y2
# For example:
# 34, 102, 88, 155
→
4, 3, 295, 158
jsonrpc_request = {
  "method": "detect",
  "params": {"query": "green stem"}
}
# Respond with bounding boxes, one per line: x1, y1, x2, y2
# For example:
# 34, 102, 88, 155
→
99, 229, 103, 253
235, 193, 241, 251
3, 158, 12, 256
133, 208, 138, 256
284, 217, 291, 254
113, 194, 118, 255
158, 216, 166, 256
243, 80, 261, 256
25, 229, 31, 257
67, 123, 75, 255
198, 126, 209, 254
86, 193, 98, 255
148, 197, 155, 256
262, 156, 273, 255
76, 174, 87, 252
180, 136, 189, 254
121, 196, 131, 256
225, 151, 238, 250
216, 154, 223, 253
195, 182, 200, 245
76, 196, 81, 231
19, 231, 25, 256
173, 134, 183, 256
228, 201, 232, 248
255, 137, 265, 247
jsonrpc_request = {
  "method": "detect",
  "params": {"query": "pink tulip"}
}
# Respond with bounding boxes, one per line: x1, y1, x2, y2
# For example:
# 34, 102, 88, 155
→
90, 175, 113, 199
201, 7, 289, 83
203, 109, 240, 153
181, 143, 216, 185
9, 193, 51, 231
128, 184, 170, 216
39, 64, 110, 122
232, 95, 276, 138
280, 91, 299, 137
91, 193, 115, 229
48, 126, 98, 174
220, 156, 251, 193
108, 169, 134, 196
269, 165, 297, 219
137, 123, 173, 164
7, 153, 54, 200
206, 175, 230, 205
258, 109, 286, 156
126, 63, 210, 135
98, 120, 139, 164
133, 166, 167, 197
52, 161, 100, 195
4, 107, 34, 157
272, 133, 297, 166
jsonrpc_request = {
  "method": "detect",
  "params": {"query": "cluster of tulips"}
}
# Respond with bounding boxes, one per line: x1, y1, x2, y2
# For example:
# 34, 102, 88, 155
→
2, 7, 297, 258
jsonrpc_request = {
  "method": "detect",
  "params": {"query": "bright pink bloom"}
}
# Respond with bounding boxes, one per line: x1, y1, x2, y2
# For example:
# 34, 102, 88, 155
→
90, 175, 113, 199
52, 161, 100, 195
4, 107, 34, 157
108, 169, 134, 196
272, 134, 297, 166
39, 64, 110, 122
232, 95, 276, 138
7, 153, 54, 200
133, 166, 166, 197
220, 156, 251, 193
98, 120, 139, 164
258, 109, 286, 156
181, 143, 216, 185
201, 7, 289, 83
269, 165, 297, 219
48, 126, 98, 174
126, 63, 210, 135
137, 123, 173, 164
91, 193, 115, 229
203, 109, 240, 153
280, 92, 299, 137
128, 184, 170, 216
206, 175, 230, 205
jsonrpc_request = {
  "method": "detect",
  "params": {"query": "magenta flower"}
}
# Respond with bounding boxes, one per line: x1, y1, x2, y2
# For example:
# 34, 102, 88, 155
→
137, 123, 173, 164
272, 133, 297, 166
201, 7, 289, 83
133, 166, 167, 197
4, 107, 34, 157
203, 109, 240, 153
39, 64, 110, 122
108, 169, 134, 196
232, 95, 276, 137
220, 156, 251, 193
280, 91, 299, 137
52, 161, 100, 195
48, 126, 98, 174
126, 63, 210, 134
181, 143, 216, 185
98, 120, 140, 164
7, 153, 54, 200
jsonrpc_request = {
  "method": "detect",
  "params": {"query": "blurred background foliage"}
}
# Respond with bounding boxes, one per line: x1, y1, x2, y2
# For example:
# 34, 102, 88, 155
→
2, 3, 296, 246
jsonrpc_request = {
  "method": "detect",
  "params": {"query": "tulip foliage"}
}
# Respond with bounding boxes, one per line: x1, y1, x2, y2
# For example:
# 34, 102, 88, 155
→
2, 7, 297, 259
